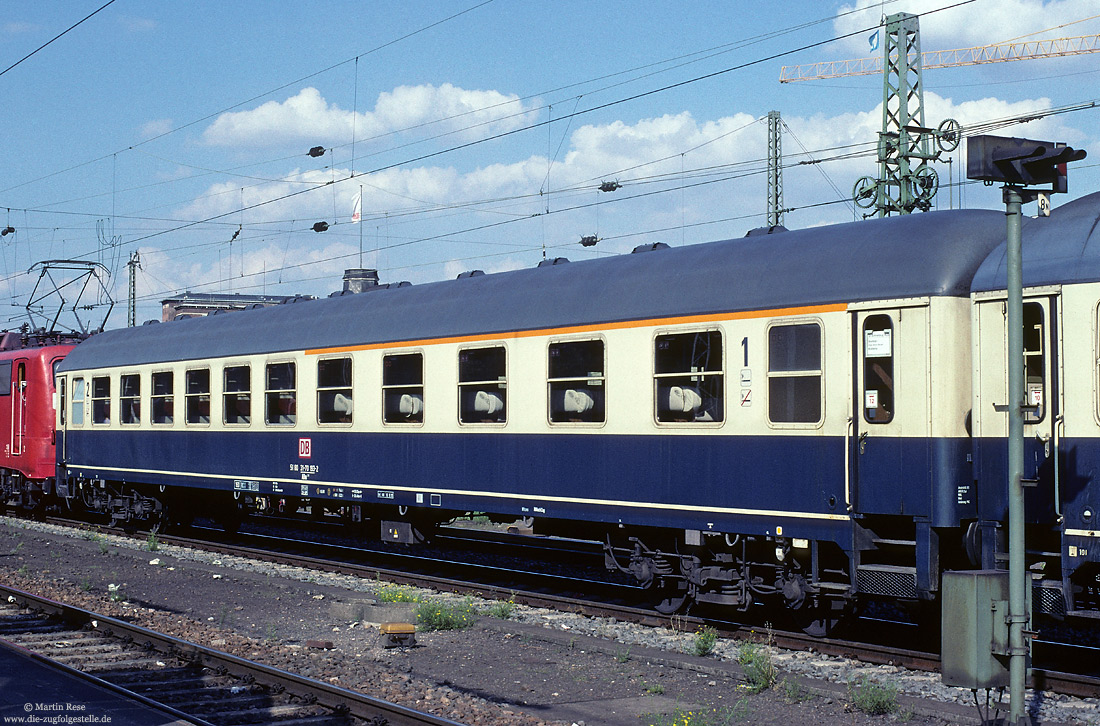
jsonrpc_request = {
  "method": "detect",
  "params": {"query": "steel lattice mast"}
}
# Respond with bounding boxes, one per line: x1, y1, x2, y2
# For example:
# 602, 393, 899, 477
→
851, 13, 959, 217
767, 110, 784, 227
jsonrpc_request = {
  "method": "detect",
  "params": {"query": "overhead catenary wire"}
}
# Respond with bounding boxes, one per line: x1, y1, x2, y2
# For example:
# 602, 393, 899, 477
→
0, 0, 937, 272
0, 0, 117, 80
13, 3, 975, 259
4, 0, 1084, 318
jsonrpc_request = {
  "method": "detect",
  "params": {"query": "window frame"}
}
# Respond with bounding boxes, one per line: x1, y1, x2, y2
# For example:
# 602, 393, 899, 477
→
1022, 301, 1046, 425
91, 375, 111, 426
652, 328, 725, 426
0, 361, 10, 397
222, 364, 251, 426
185, 367, 211, 426
265, 360, 297, 426
862, 314, 894, 425
547, 337, 606, 426
58, 373, 67, 427
151, 371, 174, 426
382, 350, 425, 426
458, 345, 507, 425
120, 373, 141, 426
766, 319, 824, 428
317, 356, 353, 426
70, 376, 85, 427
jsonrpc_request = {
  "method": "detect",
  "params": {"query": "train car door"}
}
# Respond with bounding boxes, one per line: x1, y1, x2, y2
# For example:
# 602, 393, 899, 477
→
849, 303, 931, 515
974, 291, 1061, 526
10, 360, 26, 456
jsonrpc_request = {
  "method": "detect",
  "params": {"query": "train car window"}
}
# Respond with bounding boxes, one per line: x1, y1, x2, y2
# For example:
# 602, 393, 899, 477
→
120, 374, 141, 425
654, 331, 723, 423
58, 376, 66, 426
185, 369, 211, 425
151, 372, 174, 425
862, 315, 894, 424
383, 352, 424, 424
265, 362, 296, 425
767, 323, 822, 424
548, 340, 605, 424
91, 376, 110, 425
223, 366, 251, 425
71, 377, 85, 426
318, 357, 353, 424
1023, 302, 1044, 423
459, 346, 506, 424
0, 361, 9, 395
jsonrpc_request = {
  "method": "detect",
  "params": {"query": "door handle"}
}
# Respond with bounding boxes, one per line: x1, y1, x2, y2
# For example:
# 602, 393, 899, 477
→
858, 431, 869, 455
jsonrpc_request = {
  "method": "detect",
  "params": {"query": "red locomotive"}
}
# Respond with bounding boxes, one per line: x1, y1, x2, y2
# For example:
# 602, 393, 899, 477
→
0, 329, 81, 511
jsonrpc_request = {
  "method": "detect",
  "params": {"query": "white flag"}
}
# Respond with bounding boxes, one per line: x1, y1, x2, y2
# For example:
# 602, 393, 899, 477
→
351, 190, 362, 224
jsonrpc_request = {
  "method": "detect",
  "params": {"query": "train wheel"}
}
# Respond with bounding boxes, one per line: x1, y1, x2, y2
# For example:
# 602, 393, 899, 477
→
794, 598, 854, 638
653, 581, 690, 614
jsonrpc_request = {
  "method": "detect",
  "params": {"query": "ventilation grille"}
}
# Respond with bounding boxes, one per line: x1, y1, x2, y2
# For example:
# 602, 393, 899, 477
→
1033, 583, 1066, 616
856, 565, 917, 598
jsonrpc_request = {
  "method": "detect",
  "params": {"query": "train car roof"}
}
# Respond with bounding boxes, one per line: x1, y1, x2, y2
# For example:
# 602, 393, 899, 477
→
59, 207, 1007, 371
971, 190, 1100, 293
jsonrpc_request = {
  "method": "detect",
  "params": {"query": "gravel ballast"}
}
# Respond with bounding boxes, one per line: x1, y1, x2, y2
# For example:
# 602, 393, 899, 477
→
1, 516, 1097, 726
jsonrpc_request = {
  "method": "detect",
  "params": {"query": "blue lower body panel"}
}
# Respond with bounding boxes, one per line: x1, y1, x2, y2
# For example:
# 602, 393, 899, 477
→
60, 430, 966, 543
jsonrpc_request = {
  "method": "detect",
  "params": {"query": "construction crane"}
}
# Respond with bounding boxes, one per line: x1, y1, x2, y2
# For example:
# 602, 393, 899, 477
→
779, 17, 1099, 216
780, 33, 1100, 83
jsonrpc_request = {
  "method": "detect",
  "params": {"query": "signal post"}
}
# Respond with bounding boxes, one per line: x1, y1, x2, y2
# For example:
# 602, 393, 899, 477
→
964, 136, 1085, 726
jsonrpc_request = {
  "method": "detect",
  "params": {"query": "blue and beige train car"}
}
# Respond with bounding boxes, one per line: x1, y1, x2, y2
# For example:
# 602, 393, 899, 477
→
55, 201, 1065, 622
971, 191, 1100, 618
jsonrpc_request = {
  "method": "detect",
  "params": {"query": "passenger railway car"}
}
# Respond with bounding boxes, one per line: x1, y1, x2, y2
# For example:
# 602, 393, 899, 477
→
970, 193, 1100, 617
51, 192, 1100, 627
0, 330, 78, 510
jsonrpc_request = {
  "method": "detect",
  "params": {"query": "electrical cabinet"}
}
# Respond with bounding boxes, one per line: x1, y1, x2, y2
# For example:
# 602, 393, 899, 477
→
941, 570, 1029, 689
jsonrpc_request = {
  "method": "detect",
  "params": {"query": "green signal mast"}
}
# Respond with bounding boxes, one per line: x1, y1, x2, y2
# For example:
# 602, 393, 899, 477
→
852, 13, 960, 216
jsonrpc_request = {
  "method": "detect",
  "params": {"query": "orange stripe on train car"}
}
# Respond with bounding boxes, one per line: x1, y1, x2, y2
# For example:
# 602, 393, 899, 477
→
305, 303, 847, 356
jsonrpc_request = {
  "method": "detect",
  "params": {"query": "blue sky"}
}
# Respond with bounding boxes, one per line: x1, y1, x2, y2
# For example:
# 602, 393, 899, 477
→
1, 0, 1098, 329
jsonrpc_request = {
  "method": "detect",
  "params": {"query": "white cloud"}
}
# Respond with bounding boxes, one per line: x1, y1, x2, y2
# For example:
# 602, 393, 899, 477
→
834, 0, 1097, 55
202, 84, 538, 148
3, 22, 37, 35
119, 15, 157, 33
171, 88, 1091, 296
140, 119, 173, 139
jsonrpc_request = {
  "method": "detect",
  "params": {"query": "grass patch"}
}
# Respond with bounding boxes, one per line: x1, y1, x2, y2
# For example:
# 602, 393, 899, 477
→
416, 597, 478, 631
374, 583, 425, 603
736, 626, 778, 693
145, 525, 160, 552
107, 583, 124, 602
779, 678, 808, 703
642, 702, 750, 726
692, 625, 719, 657
847, 676, 899, 715
485, 597, 515, 620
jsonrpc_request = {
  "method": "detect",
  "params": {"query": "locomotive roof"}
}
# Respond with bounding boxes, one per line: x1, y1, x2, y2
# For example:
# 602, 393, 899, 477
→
60, 207, 1008, 371
971, 190, 1100, 293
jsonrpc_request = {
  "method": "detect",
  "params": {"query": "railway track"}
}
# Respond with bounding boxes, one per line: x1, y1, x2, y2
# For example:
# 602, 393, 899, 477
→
30, 514, 1100, 701
0, 583, 464, 726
